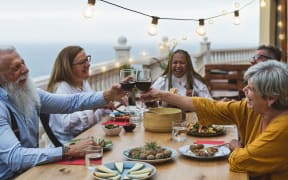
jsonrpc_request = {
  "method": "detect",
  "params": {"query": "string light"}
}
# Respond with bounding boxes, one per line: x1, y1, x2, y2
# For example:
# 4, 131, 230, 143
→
260, 0, 266, 8
101, 66, 106, 72
83, 0, 256, 36
195, 19, 206, 36
128, 57, 134, 63
115, 62, 120, 67
233, 10, 240, 25
83, 0, 96, 18
148, 16, 159, 36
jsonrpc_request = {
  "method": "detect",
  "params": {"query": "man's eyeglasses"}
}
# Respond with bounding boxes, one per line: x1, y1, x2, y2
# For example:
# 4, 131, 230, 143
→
72, 55, 91, 66
250, 54, 272, 61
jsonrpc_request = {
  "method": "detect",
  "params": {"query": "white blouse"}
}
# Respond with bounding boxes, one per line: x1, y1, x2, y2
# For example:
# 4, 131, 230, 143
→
49, 81, 110, 144
152, 74, 212, 98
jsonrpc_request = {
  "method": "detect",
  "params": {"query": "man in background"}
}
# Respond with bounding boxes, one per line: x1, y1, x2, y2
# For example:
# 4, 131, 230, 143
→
250, 45, 282, 65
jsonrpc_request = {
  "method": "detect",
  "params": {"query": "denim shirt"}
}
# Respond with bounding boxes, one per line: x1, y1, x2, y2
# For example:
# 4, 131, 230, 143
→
0, 87, 107, 180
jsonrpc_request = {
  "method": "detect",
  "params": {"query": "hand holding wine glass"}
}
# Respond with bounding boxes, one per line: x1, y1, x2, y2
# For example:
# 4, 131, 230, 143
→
119, 69, 137, 91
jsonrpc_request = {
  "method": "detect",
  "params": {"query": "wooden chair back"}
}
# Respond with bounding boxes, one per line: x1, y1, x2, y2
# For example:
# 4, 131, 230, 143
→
204, 64, 251, 100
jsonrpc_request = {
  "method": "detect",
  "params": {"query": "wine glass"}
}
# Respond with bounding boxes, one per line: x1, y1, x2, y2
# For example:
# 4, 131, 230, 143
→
119, 69, 137, 91
120, 69, 137, 113
135, 69, 152, 92
135, 69, 152, 113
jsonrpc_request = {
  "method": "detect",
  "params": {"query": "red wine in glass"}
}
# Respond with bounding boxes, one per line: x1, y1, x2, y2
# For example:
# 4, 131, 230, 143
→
136, 81, 151, 91
120, 80, 136, 91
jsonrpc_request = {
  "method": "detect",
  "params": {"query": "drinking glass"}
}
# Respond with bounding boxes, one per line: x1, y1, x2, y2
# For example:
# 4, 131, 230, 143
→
135, 69, 152, 113
135, 69, 152, 92
119, 69, 137, 91
85, 148, 103, 171
171, 121, 187, 142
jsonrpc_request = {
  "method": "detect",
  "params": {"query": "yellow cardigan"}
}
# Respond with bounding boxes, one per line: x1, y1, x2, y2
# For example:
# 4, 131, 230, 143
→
192, 97, 288, 180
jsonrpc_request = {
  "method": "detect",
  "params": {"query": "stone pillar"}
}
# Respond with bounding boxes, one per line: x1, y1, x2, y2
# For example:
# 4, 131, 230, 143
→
114, 36, 131, 64
200, 37, 211, 64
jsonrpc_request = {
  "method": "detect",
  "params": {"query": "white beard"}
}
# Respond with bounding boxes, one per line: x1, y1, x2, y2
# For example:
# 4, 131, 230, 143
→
3, 76, 40, 118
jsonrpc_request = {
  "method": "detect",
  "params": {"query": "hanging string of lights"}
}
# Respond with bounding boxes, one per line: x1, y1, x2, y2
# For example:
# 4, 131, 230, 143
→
83, 0, 258, 36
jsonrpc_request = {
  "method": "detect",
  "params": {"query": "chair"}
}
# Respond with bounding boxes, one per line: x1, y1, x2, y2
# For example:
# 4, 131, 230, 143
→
204, 64, 251, 100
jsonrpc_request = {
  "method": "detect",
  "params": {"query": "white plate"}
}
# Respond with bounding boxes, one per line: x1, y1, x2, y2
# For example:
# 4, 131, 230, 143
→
93, 161, 156, 180
123, 146, 177, 163
179, 144, 231, 160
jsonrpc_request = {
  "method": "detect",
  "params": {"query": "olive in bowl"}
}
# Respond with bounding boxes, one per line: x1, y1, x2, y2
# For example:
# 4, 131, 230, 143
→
123, 123, 136, 132
102, 124, 122, 136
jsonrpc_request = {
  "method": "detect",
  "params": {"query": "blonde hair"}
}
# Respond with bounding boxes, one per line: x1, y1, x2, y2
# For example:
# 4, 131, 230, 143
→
47, 46, 83, 92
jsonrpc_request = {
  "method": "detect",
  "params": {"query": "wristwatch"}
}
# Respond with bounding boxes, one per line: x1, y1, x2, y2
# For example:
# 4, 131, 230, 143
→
62, 145, 70, 158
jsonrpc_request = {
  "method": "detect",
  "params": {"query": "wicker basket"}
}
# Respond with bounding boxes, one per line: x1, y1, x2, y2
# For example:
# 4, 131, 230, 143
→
143, 107, 182, 132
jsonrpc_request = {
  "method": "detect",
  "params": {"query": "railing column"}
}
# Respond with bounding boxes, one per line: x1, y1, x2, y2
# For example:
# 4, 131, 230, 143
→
114, 36, 131, 65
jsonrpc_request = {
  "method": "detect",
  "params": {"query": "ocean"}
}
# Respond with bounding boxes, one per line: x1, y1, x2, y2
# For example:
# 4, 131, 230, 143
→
15, 42, 165, 78
14, 41, 256, 78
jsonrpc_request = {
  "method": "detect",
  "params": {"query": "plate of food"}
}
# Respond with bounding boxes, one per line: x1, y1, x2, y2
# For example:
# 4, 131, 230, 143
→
93, 161, 156, 180
179, 143, 231, 160
123, 141, 177, 163
186, 122, 225, 137
69, 137, 113, 150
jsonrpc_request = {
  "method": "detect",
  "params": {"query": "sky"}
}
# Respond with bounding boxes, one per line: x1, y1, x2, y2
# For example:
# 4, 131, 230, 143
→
0, 0, 260, 49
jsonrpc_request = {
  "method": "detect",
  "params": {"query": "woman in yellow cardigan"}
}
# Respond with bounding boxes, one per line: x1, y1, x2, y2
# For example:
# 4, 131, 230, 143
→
141, 60, 288, 180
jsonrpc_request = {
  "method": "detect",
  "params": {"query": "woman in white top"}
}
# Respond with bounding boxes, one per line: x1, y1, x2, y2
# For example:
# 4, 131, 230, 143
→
152, 49, 211, 98
47, 46, 111, 144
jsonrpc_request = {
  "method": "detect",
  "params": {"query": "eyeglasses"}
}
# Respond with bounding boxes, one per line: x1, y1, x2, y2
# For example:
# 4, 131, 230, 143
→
72, 55, 91, 66
250, 54, 272, 61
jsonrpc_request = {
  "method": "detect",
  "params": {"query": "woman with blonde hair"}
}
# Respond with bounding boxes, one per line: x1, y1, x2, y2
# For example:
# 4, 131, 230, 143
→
47, 45, 111, 144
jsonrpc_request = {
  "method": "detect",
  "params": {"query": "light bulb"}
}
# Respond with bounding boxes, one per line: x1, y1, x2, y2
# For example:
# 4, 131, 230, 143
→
233, 17, 240, 25
115, 62, 120, 67
277, 21, 283, 28
195, 19, 206, 36
148, 16, 159, 36
148, 24, 158, 36
260, 0, 266, 8
83, 0, 96, 19
233, 10, 240, 25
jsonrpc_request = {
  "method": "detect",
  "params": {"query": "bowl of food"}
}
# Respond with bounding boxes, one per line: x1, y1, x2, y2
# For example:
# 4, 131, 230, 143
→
102, 124, 122, 136
143, 107, 182, 132
123, 123, 136, 132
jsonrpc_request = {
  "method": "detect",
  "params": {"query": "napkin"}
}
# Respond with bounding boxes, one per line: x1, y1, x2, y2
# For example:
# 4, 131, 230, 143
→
57, 158, 101, 165
195, 140, 225, 145
102, 120, 129, 126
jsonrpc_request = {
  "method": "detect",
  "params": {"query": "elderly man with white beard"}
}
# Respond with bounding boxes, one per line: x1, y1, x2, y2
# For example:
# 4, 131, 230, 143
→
0, 46, 127, 180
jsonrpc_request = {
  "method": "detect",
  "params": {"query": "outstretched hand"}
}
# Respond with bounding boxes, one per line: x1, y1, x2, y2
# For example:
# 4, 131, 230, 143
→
104, 84, 127, 103
140, 88, 162, 102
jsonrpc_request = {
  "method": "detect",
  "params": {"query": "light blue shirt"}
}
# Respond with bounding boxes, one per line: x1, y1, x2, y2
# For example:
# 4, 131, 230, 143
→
0, 87, 107, 180
49, 80, 110, 144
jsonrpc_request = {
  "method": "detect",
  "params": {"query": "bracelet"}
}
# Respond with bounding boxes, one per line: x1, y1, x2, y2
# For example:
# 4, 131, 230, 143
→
62, 145, 70, 158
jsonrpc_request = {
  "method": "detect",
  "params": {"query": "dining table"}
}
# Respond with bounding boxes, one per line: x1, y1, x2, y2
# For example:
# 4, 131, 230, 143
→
16, 114, 248, 180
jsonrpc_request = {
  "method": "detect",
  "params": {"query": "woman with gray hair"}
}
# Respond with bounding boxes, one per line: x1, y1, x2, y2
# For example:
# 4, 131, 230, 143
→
141, 60, 288, 179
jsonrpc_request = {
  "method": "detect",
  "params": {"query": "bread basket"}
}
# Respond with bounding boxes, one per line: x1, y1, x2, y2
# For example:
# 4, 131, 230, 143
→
143, 107, 182, 132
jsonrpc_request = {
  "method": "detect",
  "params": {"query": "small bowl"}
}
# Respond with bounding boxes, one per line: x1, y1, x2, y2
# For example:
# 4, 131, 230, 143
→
102, 124, 122, 136
123, 123, 136, 132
